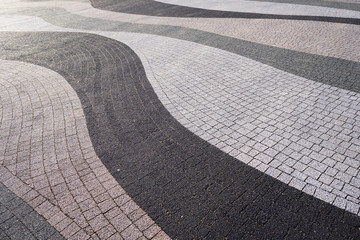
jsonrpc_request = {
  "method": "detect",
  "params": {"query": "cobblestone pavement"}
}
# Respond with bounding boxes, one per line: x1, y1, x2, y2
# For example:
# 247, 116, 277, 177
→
89, 0, 360, 23
154, 0, 360, 18
0, 0, 360, 239
0, 59, 168, 240
247, 0, 360, 12
3, 0, 360, 61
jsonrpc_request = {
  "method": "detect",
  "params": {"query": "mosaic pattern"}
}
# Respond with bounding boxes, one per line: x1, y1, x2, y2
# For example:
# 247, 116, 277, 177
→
0, 0, 360, 239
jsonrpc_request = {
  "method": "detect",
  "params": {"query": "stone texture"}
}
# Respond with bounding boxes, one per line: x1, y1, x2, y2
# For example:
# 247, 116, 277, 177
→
1, 1, 360, 61
0, 0, 359, 239
0, 182, 64, 240
0, 31, 358, 239
90, 0, 360, 20
0, 60, 165, 239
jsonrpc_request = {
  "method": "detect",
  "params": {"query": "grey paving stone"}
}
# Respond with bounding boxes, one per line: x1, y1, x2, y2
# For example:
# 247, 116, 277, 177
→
314, 188, 336, 203
304, 167, 322, 179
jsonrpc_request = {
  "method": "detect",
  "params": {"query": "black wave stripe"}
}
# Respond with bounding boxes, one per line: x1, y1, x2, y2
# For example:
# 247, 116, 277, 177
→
89, 0, 360, 25
1, 32, 359, 239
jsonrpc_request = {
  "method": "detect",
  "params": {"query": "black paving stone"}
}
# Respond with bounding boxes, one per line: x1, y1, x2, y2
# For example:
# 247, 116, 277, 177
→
0, 32, 358, 239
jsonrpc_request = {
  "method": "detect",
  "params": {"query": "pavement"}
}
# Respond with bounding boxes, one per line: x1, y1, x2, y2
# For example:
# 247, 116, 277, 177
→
0, 0, 359, 239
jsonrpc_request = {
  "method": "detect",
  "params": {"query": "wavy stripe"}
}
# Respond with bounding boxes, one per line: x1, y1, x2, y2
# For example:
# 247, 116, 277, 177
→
88, 0, 360, 24
154, 0, 360, 17
0, 18, 359, 215
108, 31, 360, 216
0, 59, 168, 239
1, 31, 359, 239
247, 0, 360, 12
5, 1, 358, 62
0, 182, 64, 239
0, 13, 359, 94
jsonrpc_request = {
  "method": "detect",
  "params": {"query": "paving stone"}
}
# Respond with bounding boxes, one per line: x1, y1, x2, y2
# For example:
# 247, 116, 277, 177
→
0, 1, 359, 238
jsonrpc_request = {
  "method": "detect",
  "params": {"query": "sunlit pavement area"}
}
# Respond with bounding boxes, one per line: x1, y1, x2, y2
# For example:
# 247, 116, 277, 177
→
0, 0, 360, 239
